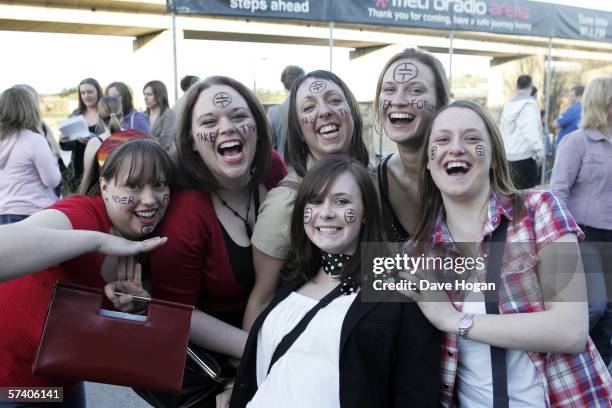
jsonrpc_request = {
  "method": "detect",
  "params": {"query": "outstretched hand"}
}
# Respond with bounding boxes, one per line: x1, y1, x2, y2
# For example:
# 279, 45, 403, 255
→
104, 257, 151, 313
96, 234, 167, 257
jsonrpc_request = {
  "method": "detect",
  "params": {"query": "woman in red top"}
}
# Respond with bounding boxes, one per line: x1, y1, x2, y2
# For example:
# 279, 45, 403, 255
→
147, 76, 287, 364
0, 137, 172, 406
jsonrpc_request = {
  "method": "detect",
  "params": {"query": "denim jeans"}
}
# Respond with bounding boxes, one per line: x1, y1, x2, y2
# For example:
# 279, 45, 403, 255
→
0, 214, 28, 225
580, 224, 612, 366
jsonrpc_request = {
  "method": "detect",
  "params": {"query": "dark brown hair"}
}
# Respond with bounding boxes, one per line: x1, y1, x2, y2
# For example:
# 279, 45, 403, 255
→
106, 81, 134, 117
175, 76, 272, 192
374, 48, 450, 134
285, 155, 384, 283
412, 100, 524, 243
285, 70, 369, 178
76, 78, 103, 115
144, 80, 170, 113
79, 138, 174, 197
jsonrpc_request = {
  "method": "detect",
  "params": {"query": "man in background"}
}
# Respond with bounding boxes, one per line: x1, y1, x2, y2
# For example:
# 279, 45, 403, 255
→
500, 74, 545, 189
174, 75, 200, 117
267, 65, 304, 159
552, 85, 584, 146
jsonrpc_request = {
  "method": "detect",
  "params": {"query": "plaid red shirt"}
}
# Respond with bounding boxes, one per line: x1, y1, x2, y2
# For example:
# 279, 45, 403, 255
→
429, 190, 612, 407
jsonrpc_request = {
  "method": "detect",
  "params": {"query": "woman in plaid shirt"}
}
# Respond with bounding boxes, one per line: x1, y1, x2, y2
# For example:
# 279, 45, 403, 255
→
404, 100, 611, 407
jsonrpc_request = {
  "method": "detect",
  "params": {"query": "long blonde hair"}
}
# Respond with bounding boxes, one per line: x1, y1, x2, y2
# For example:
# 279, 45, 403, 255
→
0, 87, 41, 140
97, 96, 123, 134
580, 77, 612, 131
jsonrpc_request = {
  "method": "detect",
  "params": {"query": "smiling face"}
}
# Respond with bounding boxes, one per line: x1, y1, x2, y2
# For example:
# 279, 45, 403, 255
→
100, 161, 170, 239
427, 107, 493, 202
143, 86, 157, 110
296, 78, 354, 160
80, 84, 99, 109
303, 172, 364, 255
378, 58, 438, 146
191, 84, 257, 187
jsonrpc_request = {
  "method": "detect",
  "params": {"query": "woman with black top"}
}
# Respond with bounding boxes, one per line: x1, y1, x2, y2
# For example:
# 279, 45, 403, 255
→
59, 77, 103, 192
375, 48, 450, 242
226, 155, 440, 408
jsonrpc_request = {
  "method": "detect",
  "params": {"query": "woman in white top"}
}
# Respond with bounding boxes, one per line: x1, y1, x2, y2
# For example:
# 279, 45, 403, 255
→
226, 155, 440, 408
0, 86, 60, 224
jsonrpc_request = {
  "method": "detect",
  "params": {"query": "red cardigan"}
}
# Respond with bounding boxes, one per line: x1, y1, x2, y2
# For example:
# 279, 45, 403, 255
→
150, 151, 287, 326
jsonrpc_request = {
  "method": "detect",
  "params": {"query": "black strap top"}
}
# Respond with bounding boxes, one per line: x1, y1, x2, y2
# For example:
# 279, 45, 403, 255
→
218, 189, 261, 290
377, 154, 410, 243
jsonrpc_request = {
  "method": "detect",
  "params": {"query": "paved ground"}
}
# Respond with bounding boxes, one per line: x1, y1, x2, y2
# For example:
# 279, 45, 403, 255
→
85, 382, 150, 407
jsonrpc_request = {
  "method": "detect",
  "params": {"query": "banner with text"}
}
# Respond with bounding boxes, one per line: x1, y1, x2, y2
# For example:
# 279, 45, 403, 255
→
168, 0, 612, 44
169, 0, 330, 21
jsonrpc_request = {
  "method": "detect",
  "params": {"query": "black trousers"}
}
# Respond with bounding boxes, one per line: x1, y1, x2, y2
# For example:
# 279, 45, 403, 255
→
508, 158, 538, 189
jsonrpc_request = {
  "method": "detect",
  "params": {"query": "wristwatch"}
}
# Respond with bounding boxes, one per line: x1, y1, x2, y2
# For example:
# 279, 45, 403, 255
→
458, 313, 475, 339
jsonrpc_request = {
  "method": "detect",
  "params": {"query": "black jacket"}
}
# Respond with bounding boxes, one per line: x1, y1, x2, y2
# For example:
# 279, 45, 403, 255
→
230, 277, 440, 407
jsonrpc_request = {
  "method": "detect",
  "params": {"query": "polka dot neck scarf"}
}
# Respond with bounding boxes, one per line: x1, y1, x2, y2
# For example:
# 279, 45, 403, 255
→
320, 250, 359, 295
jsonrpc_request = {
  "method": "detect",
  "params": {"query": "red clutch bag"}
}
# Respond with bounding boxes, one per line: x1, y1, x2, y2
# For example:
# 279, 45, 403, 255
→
32, 281, 193, 393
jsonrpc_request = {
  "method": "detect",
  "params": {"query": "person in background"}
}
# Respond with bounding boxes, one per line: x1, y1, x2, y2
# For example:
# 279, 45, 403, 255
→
143, 80, 176, 152
267, 65, 304, 158
244, 70, 369, 330
106, 81, 150, 134
0, 137, 171, 407
550, 76, 612, 367
174, 75, 201, 117
500, 74, 545, 189
81, 96, 151, 190
0, 86, 60, 224
60, 77, 103, 192
405, 99, 611, 407
552, 85, 584, 146
374, 48, 450, 243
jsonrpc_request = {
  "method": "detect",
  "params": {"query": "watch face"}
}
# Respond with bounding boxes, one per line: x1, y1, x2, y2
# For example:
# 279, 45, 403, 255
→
459, 316, 472, 329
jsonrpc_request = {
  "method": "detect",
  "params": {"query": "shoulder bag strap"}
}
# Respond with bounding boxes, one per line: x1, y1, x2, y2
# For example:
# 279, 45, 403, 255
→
485, 216, 509, 408
266, 284, 343, 376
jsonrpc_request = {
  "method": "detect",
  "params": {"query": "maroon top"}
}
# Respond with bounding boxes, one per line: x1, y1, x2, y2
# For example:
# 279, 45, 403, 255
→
150, 152, 287, 326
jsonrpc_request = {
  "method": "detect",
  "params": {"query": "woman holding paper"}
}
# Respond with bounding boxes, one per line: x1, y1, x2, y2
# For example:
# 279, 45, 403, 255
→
59, 77, 103, 192
0, 136, 172, 406
0, 86, 60, 224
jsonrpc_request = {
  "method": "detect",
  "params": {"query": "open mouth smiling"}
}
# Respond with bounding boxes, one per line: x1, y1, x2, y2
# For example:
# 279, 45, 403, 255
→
316, 226, 341, 233
134, 209, 158, 223
388, 112, 416, 125
317, 124, 340, 136
445, 161, 471, 175
217, 140, 244, 161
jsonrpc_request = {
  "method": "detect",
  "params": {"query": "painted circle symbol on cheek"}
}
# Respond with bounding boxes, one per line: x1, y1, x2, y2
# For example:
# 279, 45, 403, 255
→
141, 225, 154, 235
303, 207, 313, 224
309, 81, 326, 93
213, 92, 232, 108
430, 146, 437, 161
475, 144, 485, 157
393, 63, 418, 83
344, 208, 356, 223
